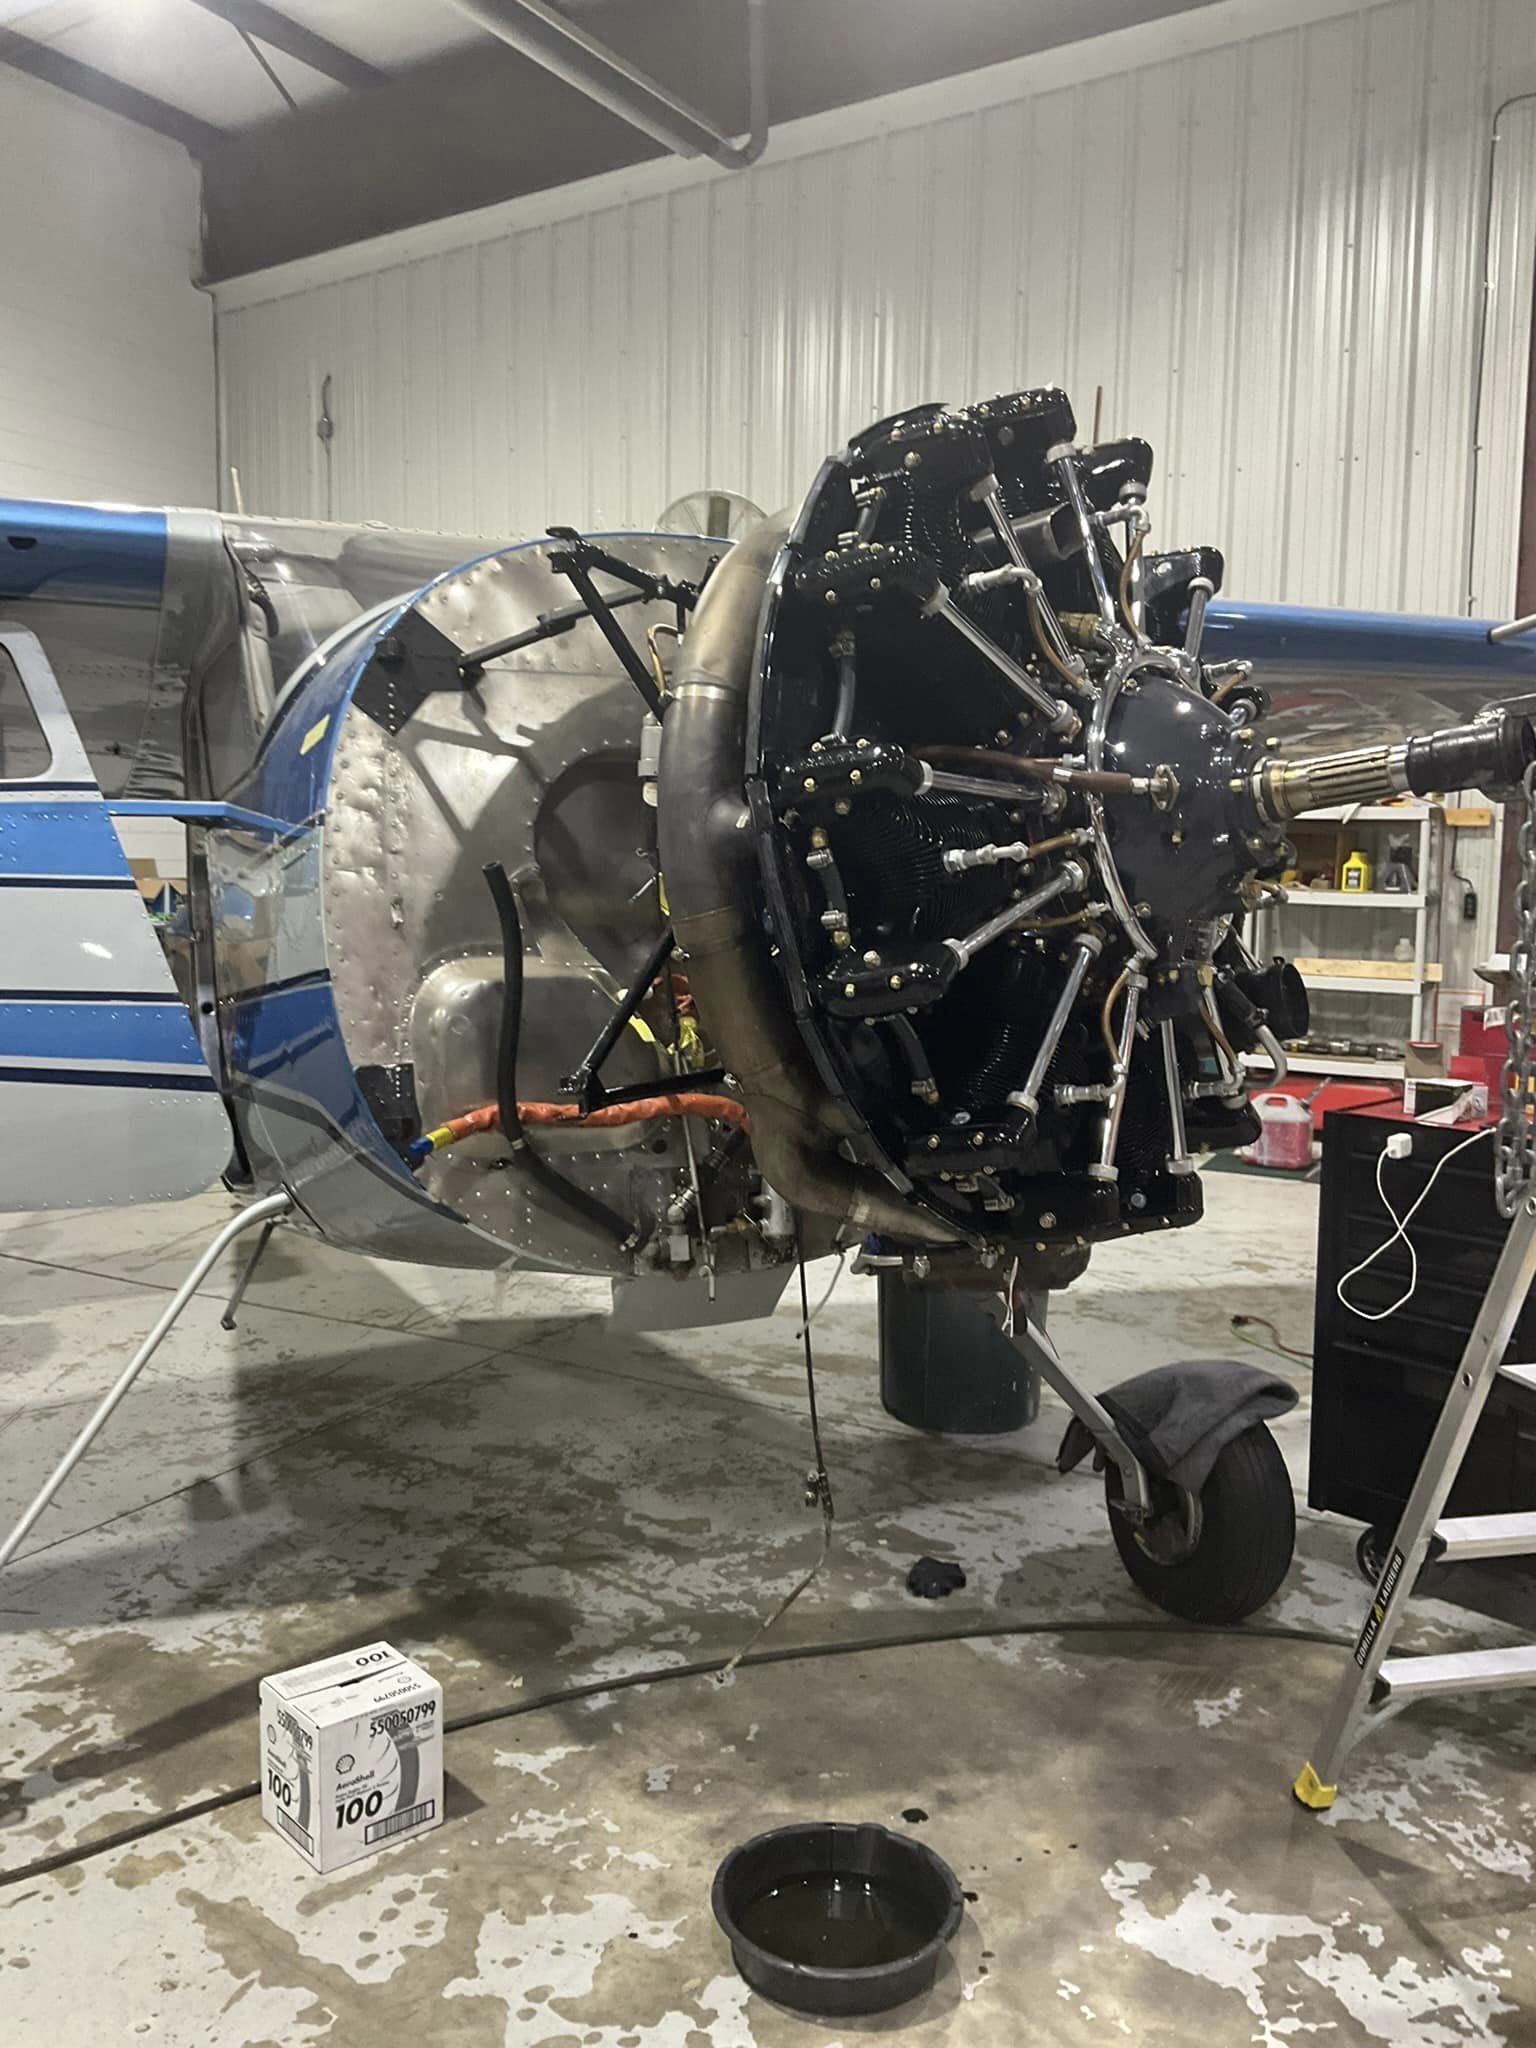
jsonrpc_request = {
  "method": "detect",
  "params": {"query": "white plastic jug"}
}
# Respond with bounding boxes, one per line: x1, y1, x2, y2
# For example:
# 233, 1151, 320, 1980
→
1248, 1092, 1313, 1171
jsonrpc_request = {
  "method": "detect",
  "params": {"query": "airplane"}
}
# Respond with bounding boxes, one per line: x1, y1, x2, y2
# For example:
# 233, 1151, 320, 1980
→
3, 383, 1533, 1623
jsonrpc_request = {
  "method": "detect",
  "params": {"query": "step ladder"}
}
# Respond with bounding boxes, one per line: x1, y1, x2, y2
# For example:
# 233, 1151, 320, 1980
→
1294, 1187, 1536, 1810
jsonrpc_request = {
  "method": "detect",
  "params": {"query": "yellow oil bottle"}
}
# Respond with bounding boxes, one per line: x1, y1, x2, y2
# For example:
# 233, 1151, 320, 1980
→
1339, 848, 1372, 893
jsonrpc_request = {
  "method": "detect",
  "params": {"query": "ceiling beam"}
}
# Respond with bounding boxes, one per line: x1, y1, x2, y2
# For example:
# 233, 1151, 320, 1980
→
185, 0, 386, 91
0, 28, 225, 153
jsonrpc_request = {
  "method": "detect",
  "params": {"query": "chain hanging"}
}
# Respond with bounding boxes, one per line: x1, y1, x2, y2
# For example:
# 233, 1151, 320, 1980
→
1496, 758, 1536, 1217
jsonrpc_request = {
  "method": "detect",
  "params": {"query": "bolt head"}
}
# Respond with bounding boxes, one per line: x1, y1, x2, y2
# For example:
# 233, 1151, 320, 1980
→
835, 799, 851, 815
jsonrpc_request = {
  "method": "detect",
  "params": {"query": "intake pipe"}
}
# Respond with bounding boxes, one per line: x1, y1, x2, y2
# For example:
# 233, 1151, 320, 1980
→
658, 519, 962, 1243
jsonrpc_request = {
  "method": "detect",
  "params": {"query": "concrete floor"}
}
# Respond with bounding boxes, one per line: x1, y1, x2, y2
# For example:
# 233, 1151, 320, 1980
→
3, 1173, 1535, 2044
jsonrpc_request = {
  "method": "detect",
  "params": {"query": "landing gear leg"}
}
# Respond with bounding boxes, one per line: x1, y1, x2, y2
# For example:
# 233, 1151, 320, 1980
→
221, 1216, 280, 1330
1011, 1312, 1156, 1519
0, 1191, 292, 1571
1013, 1313, 1295, 1624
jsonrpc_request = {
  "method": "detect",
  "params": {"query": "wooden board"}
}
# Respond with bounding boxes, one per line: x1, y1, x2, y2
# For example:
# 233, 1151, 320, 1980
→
1292, 957, 1442, 983
1443, 805, 1494, 828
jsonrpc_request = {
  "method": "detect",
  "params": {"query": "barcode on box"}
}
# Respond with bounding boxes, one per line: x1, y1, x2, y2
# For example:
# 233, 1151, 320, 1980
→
366, 1798, 435, 1843
278, 1809, 314, 1855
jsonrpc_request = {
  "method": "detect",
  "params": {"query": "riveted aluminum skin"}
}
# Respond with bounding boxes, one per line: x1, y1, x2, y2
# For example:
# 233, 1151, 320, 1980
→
216, 532, 718, 1273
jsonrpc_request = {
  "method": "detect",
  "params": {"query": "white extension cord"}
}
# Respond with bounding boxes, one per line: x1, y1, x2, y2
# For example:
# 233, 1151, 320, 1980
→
1336, 1124, 1494, 1322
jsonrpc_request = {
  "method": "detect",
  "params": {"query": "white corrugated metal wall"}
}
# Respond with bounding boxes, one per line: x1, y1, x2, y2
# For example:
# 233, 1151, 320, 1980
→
217, 0, 1536, 619
0, 73, 214, 505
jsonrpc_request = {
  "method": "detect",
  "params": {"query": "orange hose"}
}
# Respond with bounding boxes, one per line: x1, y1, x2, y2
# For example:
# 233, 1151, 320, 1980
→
434, 1094, 749, 1146
522, 1093, 750, 1131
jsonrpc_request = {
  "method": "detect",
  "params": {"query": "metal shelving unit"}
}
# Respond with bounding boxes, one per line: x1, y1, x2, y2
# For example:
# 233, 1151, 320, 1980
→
1250, 801, 1443, 1075
1264, 1051, 1405, 1080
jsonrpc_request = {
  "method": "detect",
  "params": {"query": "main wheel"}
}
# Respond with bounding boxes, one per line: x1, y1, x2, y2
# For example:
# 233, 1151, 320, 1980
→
1104, 1422, 1295, 1624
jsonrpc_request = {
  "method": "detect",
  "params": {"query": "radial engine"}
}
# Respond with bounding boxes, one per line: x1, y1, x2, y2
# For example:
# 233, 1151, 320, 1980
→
204, 387, 1532, 1294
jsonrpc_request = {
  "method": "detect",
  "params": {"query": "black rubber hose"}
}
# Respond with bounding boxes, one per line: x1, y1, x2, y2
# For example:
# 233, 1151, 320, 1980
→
0, 1616, 1367, 1891
1404, 709, 1534, 797
480, 861, 633, 1247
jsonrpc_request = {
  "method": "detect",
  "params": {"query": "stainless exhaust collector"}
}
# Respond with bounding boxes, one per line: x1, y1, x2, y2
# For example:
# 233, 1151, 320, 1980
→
657, 519, 963, 1243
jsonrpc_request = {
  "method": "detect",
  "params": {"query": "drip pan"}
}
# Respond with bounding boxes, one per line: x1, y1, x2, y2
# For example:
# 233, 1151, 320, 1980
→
711, 1820, 964, 2017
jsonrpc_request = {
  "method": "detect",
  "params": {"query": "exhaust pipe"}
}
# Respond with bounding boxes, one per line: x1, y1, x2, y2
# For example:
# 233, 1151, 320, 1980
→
658, 520, 962, 1243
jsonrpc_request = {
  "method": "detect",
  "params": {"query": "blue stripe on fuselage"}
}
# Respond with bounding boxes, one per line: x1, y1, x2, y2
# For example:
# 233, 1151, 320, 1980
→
228, 976, 413, 1183
0, 998, 206, 1067
0, 796, 128, 877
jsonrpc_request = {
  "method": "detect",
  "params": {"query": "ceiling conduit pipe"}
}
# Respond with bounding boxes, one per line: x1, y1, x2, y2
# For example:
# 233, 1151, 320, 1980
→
451, 0, 767, 169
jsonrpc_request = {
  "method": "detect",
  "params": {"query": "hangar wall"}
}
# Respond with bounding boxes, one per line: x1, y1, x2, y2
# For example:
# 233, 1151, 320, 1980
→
216, 0, 1536, 618
0, 74, 214, 507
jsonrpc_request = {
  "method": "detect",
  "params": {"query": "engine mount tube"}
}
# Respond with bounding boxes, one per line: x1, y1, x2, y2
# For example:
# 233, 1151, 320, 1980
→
658, 519, 963, 1242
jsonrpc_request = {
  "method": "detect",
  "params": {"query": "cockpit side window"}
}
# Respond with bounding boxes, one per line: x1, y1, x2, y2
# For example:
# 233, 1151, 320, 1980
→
0, 644, 51, 779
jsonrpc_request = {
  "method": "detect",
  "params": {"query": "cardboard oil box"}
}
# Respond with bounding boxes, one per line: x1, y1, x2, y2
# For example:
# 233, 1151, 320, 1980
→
260, 1642, 442, 1872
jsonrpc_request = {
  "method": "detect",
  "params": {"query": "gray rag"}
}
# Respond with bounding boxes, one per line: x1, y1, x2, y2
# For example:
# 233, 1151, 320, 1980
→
1056, 1358, 1298, 1495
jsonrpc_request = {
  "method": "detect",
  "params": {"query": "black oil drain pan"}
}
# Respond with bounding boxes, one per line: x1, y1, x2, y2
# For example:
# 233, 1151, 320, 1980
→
711, 1820, 964, 2018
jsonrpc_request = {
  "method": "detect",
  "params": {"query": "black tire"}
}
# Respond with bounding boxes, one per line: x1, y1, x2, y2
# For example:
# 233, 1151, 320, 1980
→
1356, 1521, 1436, 1592
1356, 1523, 1391, 1585
1105, 1422, 1296, 1624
